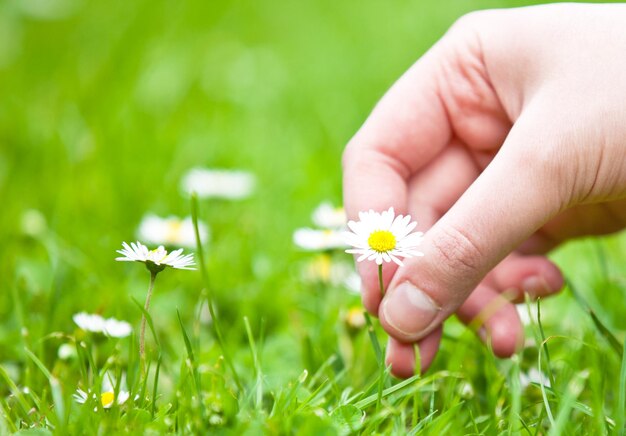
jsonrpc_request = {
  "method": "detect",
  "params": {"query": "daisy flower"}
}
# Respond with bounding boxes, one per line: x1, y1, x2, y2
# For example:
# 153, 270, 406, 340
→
343, 207, 423, 266
345, 306, 366, 330
311, 202, 346, 229
116, 241, 196, 273
73, 312, 132, 338
137, 214, 209, 249
58, 343, 77, 360
293, 228, 347, 251
180, 167, 256, 200
115, 241, 195, 370
300, 254, 361, 294
73, 373, 130, 410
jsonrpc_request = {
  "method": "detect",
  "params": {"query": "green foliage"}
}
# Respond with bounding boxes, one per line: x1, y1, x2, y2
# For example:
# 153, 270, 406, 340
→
0, 0, 625, 433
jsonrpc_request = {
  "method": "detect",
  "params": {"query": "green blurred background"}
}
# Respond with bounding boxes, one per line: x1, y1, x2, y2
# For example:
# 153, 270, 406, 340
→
1, 0, 626, 431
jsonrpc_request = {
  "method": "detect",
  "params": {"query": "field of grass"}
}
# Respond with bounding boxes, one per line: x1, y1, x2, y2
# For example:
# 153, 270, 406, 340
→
1, 0, 626, 433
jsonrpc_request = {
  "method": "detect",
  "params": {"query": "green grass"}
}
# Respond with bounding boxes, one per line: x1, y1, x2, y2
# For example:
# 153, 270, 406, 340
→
1, 0, 626, 433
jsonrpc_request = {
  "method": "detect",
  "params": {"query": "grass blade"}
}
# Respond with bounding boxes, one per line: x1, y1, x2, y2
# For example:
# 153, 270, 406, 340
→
568, 278, 623, 357
363, 311, 383, 365
191, 193, 243, 392
24, 348, 65, 430
177, 310, 201, 393
244, 316, 264, 410
617, 339, 626, 436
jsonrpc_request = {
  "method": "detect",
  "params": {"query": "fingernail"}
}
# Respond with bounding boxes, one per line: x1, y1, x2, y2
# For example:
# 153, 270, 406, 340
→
522, 276, 550, 296
382, 281, 440, 338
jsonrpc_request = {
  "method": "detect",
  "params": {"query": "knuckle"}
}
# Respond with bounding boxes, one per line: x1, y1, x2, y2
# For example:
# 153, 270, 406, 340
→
430, 223, 485, 284
447, 10, 488, 38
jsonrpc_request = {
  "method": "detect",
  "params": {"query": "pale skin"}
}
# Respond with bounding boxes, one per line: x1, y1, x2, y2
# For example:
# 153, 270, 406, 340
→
342, 3, 626, 378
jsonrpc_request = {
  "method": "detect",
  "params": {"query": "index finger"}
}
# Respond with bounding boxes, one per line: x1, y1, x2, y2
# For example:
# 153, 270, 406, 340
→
342, 45, 452, 311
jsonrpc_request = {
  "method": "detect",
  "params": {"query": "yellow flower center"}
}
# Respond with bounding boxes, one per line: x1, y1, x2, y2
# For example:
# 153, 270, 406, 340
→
101, 391, 115, 407
368, 230, 396, 253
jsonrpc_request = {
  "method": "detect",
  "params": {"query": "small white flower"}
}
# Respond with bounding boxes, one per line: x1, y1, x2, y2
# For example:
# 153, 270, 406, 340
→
58, 343, 77, 360
116, 241, 196, 273
21, 209, 47, 237
520, 368, 551, 390
293, 228, 347, 251
73, 388, 90, 404
300, 255, 361, 294
73, 312, 132, 338
103, 318, 133, 338
74, 372, 131, 410
73, 313, 105, 334
137, 214, 209, 249
345, 307, 366, 330
343, 207, 424, 266
180, 167, 255, 200
312, 202, 346, 229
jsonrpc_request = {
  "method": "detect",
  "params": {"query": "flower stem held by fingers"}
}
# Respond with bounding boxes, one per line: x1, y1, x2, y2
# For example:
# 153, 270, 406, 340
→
378, 264, 384, 297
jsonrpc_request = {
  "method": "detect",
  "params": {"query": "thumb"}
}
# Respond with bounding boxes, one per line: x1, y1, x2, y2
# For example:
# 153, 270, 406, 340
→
378, 114, 565, 342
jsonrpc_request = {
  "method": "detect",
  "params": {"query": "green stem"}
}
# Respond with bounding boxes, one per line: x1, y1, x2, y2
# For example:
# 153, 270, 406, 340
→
378, 264, 384, 296
140, 271, 157, 374
191, 194, 243, 391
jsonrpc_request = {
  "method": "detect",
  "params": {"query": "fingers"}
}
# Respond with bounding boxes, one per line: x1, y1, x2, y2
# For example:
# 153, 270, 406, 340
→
360, 142, 480, 315
486, 253, 564, 303
385, 251, 564, 378
386, 327, 442, 379
342, 43, 455, 309
378, 113, 566, 343
456, 284, 523, 357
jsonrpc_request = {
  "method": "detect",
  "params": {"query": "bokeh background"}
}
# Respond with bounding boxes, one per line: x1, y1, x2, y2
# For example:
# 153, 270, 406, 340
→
1, 0, 625, 433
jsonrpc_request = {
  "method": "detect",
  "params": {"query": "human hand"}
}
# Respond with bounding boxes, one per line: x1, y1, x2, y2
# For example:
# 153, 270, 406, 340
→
342, 3, 626, 378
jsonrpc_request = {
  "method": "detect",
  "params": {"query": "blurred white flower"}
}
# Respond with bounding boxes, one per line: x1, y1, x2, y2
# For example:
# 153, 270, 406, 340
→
137, 214, 209, 249
58, 343, 77, 360
103, 318, 133, 338
342, 271, 362, 294
73, 372, 130, 410
73, 312, 132, 338
180, 168, 255, 200
520, 367, 551, 390
312, 202, 346, 229
116, 241, 196, 273
21, 209, 47, 237
344, 207, 424, 266
345, 307, 366, 330
293, 228, 347, 251
301, 254, 360, 293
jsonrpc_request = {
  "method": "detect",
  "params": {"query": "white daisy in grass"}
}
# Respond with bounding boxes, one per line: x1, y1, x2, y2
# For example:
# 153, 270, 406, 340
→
137, 214, 209, 249
116, 241, 196, 273
293, 228, 347, 251
300, 254, 361, 294
343, 207, 423, 267
116, 240, 195, 372
73, 373, 130, 410
312, 202, 346, 229
73, 312, 132, 338
181, 167, 255, 200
